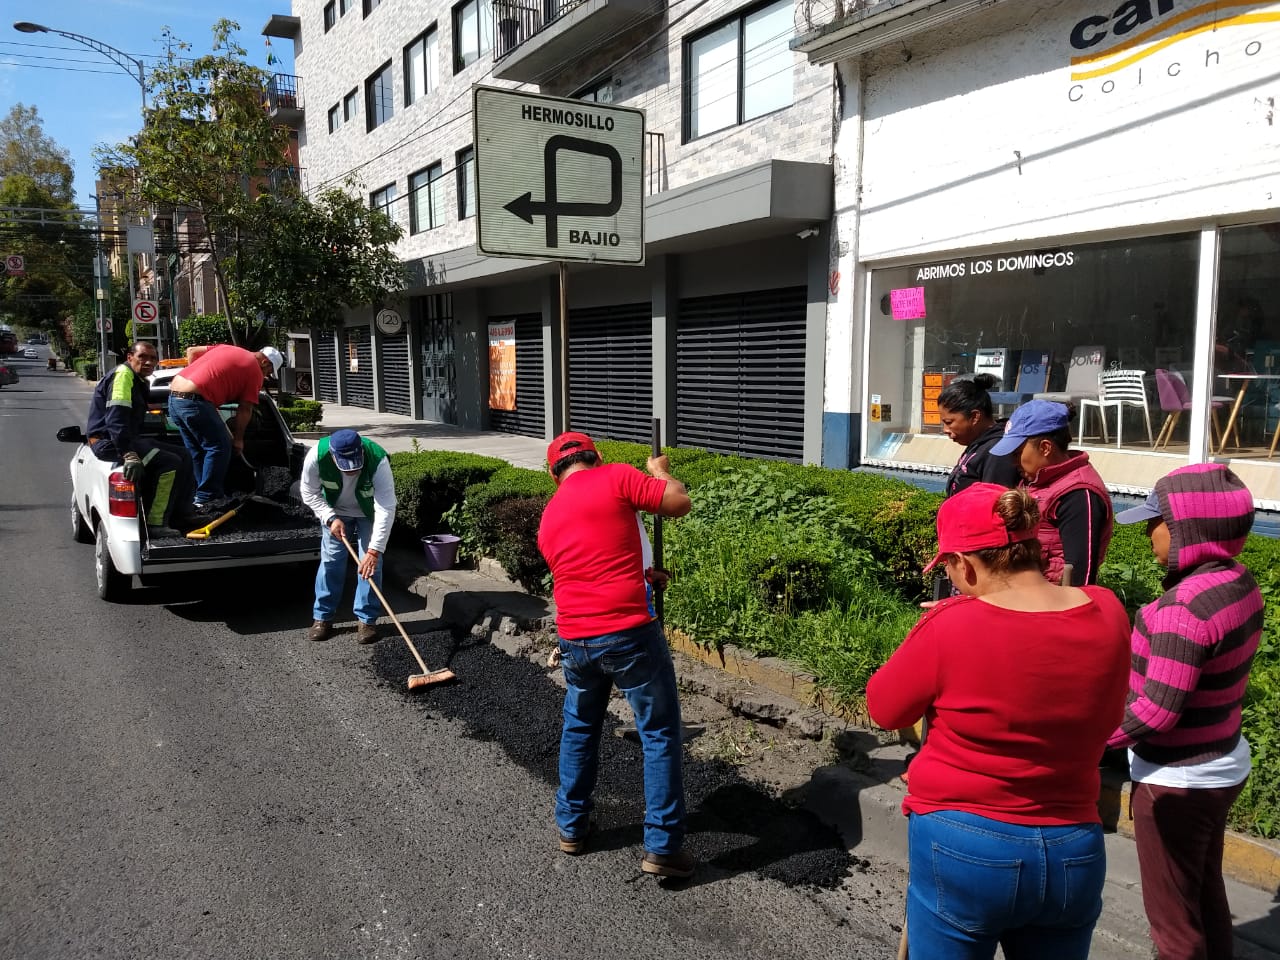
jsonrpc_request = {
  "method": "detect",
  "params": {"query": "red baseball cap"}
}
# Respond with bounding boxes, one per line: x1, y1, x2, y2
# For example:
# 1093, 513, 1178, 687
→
547, 432, 598, 472
922, 482, 1037, 573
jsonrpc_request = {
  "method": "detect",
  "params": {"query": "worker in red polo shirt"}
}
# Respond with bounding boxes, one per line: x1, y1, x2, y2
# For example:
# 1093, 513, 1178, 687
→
537, 432, 694, 879
167, 343, 284, 506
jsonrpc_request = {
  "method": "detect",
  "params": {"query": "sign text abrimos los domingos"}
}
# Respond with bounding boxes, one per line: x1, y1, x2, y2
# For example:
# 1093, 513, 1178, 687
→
519, 105, 616, 131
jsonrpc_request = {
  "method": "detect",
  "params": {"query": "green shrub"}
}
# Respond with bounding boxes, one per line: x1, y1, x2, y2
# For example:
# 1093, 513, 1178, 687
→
389, 450, 508, 539
447, 466, 554, 561
276, 398, 323, 432
178, 313, 232, 350
491, 496, 553, 593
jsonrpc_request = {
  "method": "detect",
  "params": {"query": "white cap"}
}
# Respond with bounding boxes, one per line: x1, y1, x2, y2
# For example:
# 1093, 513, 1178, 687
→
259, 345, 284, 379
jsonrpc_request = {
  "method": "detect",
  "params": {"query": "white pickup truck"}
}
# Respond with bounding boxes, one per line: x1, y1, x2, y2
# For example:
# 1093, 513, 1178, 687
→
58, 365, 321, 601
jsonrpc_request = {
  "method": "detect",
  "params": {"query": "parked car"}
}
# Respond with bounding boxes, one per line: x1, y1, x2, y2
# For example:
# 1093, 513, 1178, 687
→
0, 363, 18, 386
23, 346, 38, 359
58, 364, 320, 601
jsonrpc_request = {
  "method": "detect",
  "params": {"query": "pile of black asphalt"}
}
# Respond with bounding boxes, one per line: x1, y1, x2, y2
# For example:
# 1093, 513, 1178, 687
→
366, 631, 861, 891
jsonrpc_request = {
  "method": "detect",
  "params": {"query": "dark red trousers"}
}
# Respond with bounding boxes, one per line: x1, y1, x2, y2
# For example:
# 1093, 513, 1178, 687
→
1132, 779, 1246, 960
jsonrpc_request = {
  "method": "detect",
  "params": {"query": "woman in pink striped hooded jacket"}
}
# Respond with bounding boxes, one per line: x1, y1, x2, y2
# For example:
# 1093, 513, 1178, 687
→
1108, 463, 1263, 960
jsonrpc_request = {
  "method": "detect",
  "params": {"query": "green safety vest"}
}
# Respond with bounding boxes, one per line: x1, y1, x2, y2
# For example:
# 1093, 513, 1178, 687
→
316, 436, 387, 518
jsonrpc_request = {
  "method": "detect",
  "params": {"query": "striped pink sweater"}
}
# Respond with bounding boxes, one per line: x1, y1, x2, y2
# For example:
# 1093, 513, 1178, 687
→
1108, 463, 1264, 766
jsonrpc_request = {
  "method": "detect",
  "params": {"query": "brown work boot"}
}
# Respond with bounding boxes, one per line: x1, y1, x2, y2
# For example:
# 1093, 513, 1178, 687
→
307, 620, 332, 642
356, 621, 380, 644
558, 821, 594, 856
641, 849, 695, 879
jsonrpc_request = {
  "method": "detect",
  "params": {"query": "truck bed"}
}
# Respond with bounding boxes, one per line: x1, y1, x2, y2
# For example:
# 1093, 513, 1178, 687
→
143, 496, 320, 572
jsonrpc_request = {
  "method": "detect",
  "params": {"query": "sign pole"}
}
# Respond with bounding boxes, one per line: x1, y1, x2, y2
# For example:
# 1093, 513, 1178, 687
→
559, 261, 570, 431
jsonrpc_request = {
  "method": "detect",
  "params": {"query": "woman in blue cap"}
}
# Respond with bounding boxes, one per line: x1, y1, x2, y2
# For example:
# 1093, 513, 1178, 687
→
990, 400, 1113, 585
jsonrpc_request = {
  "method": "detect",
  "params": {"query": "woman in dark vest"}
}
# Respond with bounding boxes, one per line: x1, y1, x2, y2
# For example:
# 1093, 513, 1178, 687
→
938, 373, 1021, 498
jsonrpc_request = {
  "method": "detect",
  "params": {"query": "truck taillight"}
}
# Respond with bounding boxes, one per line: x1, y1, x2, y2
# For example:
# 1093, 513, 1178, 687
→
108, 471, 138, 518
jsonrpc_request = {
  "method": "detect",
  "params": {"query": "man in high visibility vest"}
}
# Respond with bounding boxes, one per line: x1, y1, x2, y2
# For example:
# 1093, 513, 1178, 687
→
85, 341, 196, 537
299, 428, 396, 644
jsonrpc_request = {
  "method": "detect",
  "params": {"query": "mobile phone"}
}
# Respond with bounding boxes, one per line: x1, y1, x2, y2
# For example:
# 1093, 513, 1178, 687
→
931, 572, 950, 602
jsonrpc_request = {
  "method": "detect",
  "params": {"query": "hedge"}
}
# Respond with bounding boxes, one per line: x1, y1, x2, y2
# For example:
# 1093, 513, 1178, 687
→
384, 447, 1280, 837
275, 394, 324, 432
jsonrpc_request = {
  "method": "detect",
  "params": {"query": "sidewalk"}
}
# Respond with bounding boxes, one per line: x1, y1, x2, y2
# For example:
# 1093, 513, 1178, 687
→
325, 400, 1280, 955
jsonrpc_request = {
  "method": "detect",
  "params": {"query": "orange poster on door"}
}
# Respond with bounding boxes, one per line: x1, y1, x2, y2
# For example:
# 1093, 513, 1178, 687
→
488, 321, 516, 411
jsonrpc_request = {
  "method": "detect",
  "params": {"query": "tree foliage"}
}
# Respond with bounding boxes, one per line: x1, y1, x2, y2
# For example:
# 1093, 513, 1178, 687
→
0, 104, 75, 206
233, 186, 405, 332
0, 174, 91, 329
96, 19, 404, 347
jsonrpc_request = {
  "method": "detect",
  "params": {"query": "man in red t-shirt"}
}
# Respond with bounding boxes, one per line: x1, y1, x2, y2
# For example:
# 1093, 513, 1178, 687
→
167, 343, 283, 505
537, 431, 694, 878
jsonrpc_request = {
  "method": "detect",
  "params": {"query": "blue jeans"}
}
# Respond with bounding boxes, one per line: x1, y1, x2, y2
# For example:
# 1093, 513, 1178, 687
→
167, 394, 231, 504
313, 515, 383, 625
908, 811, 1106, 960
556, 619, 685, 855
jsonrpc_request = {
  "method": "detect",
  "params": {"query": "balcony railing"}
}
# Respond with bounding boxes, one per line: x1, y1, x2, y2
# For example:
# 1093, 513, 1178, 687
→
264, 74, 304, 117
493, 0, 587, 59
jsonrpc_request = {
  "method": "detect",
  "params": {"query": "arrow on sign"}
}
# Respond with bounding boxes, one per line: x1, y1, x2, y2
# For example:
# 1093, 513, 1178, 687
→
503, 134, 622, 248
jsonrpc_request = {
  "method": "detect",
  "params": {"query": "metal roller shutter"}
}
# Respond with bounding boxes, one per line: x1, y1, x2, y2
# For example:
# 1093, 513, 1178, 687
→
568, 302, 651, 443
343, 326, 374, 409
488, 313, 544, 437
379, 334, 412, 416
676, 287, 807, 462
315, 334, 338, 403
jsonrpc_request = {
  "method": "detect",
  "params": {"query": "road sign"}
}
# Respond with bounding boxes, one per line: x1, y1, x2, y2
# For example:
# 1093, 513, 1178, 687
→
133, 300, 158, 324
95, 315, 113, 334
473, 86, 644, 265
5, 254, 24, 276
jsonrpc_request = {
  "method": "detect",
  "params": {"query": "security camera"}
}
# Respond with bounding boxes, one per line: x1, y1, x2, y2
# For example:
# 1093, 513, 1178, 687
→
796, 226, 819, 239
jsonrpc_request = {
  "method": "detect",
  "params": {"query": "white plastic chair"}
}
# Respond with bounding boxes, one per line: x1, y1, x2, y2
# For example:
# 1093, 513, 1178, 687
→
1079, 369, 1155, 447
1035, 345, 1106, 405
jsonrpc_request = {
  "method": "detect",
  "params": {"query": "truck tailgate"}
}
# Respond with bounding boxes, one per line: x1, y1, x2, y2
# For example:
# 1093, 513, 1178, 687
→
143, 498, 320, 572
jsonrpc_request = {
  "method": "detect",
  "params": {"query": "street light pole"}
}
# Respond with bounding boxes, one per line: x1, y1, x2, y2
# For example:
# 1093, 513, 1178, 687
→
13, 20, 161, 359
91, 193, 110, 365
12, 21, 146, 112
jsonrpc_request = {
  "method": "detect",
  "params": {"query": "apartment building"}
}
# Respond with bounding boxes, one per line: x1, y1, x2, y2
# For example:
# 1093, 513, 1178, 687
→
265, 0, 836, 460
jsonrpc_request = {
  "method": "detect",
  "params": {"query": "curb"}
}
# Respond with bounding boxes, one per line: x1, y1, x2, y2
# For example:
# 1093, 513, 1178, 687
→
388, 551, 1280, 895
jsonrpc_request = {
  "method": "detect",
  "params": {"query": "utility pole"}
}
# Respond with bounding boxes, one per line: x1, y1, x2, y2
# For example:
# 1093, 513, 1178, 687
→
92, 193, 110, 365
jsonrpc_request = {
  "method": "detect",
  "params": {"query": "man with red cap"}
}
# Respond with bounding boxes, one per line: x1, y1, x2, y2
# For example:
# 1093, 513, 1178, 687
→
537, 431, 694, 878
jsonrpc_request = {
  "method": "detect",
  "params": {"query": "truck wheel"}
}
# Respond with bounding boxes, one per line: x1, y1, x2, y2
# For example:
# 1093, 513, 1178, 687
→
71, 495, 93, 544
94, 523, 130, 602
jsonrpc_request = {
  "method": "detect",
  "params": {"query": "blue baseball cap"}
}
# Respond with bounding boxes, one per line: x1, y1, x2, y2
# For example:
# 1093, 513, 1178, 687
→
329, 429, 364, 471
990, 400, 1071, 456
1116, 489, 1163, 524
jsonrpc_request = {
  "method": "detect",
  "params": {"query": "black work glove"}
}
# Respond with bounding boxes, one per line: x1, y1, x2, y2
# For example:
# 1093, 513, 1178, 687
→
122, 452, 145, 483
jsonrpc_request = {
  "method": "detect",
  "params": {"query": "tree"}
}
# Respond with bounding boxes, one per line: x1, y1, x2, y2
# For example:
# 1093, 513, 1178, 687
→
232, 186, 405, 334
0, 174, 92, 329
95, 19, 403, 347
96, 20, 290, 346
0, 104, 75, 206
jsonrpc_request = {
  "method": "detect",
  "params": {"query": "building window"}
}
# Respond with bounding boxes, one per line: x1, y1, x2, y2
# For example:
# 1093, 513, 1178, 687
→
340, 0, 353, 14
365, 62, 394, 131
363, 0, 381, 16
865, 233, 1199, 460
323, 0, 337, 31
370, 182, 397, 220
456, 146, 475, 220
684, 0, 793, 141
409, 162, 446, 234
343, 88, 359, 123
404, 27, 440, 106
453, 0, 494, 73
575, 77, 614, 103
328, 103, 341, 133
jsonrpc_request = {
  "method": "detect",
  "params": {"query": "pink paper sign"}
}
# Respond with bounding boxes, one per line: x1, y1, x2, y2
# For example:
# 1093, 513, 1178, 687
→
890, 287, 926, 320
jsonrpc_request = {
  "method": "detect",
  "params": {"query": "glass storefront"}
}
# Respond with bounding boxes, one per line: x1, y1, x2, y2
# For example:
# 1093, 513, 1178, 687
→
1215, 224, 1280, 461
867, 233, 1198, 459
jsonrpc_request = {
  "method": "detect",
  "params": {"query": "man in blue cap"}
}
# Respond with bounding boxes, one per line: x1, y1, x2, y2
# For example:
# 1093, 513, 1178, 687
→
299, 428, 396, 643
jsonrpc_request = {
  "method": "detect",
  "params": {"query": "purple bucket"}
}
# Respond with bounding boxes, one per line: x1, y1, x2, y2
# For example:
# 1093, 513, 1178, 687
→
421, 534, 461, 571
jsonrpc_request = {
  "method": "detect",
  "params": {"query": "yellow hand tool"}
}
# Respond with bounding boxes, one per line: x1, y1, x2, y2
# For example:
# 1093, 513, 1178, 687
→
185, 505, 241, 540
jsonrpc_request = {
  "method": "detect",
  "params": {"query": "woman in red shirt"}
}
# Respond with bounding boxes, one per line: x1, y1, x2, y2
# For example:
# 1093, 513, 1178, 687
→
867, 483, 1130, 960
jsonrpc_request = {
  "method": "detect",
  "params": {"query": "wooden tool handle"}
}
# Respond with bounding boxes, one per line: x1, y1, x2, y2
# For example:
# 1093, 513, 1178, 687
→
650, 417, 664, 620
338, 533, 431, 676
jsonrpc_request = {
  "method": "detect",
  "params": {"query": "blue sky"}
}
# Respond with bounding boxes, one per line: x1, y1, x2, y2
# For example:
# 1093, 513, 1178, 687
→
0, 0, 294, 207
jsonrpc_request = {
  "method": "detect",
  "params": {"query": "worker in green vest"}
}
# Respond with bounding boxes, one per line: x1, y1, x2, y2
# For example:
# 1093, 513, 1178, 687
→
299, 428, 396, 644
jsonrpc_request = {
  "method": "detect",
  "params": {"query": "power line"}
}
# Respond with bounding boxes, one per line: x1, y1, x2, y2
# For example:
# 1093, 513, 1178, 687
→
0, 59, 130, 77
